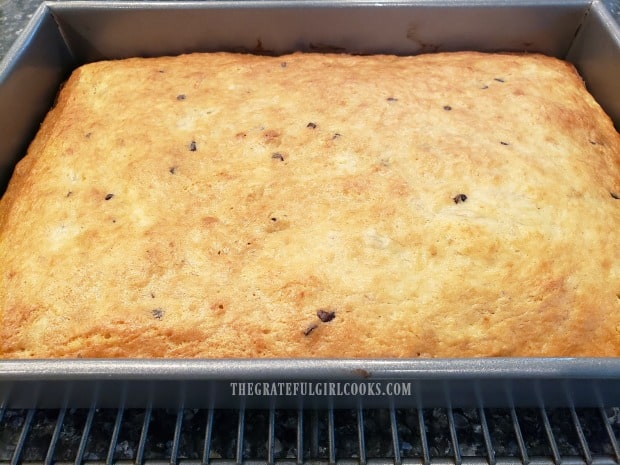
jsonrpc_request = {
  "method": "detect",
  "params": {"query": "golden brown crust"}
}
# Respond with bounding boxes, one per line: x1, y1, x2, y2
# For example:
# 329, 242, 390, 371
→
1, 51, 619, 358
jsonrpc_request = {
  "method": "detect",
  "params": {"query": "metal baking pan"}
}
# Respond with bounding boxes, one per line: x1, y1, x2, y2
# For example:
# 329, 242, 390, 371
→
0, 0, 619, 410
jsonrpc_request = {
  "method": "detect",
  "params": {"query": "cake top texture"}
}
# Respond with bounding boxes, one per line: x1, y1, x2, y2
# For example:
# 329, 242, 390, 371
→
0, 51, 619, 358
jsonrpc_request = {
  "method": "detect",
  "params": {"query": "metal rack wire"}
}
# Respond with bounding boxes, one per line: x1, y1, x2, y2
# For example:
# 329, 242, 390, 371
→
0, 406, 619, 465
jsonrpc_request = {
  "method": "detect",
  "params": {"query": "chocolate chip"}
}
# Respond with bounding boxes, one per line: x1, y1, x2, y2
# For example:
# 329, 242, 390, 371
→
443, 105, 452, 111
176, 94, 186, 101
151, 309, 164, 320
307, 122, 317, 129
189, 141, 197, 151
271, 217, 277, 222
105, 193, 114, 201
500, 141, 509, 146
611, 192, 620, 200
272, 153, 285, 161
387, 97, 398, 102
304, 324, 318, 336
453, 194, 468, 204
317, 309, 336, 322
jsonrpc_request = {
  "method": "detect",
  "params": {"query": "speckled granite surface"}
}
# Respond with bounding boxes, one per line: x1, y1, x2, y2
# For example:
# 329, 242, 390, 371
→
0, 0, 40, 53
0, 0, 619, 62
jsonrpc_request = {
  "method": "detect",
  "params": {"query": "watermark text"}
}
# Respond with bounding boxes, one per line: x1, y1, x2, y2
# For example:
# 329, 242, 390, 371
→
230, 381, 411, 397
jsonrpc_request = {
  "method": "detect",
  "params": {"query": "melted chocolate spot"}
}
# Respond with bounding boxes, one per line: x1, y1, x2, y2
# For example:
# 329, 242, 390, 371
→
304, 324, 318, 336
317, 309, 336, 322
453, 194, 468, 204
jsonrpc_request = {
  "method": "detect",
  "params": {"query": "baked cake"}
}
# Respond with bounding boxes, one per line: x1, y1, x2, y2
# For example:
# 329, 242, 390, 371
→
0, 51, 619, 358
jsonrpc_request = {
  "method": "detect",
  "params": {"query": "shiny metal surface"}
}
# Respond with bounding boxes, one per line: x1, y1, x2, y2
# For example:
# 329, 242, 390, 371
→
0, 0, 616, 54
0, 0, 614, 58
0, 358, 620, 408
1, 405, 620, 464
0, 1, 619, 410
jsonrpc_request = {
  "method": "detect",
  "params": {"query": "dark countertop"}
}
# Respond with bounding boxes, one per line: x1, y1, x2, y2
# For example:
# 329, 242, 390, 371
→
1, 0, 620, 62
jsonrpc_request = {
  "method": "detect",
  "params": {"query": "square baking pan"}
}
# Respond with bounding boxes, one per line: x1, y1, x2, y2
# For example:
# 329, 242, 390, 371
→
0, 0, 619, 410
